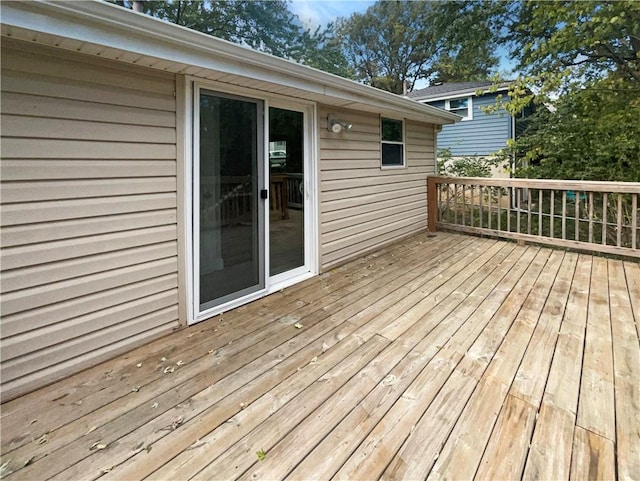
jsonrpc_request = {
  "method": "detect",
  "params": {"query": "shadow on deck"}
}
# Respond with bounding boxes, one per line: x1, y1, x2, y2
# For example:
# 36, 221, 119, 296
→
1, 231, 639, 480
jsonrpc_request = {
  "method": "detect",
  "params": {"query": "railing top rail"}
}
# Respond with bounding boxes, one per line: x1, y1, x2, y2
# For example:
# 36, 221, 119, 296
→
428, 175, 640, 194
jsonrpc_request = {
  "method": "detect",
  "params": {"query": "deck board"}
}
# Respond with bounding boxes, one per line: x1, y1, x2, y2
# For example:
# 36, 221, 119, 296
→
0, 231, 638, 481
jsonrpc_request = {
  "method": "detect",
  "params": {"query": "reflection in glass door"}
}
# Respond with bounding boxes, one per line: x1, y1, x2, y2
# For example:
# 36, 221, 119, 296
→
198, 91, 264, 312
269, 107, 305, 276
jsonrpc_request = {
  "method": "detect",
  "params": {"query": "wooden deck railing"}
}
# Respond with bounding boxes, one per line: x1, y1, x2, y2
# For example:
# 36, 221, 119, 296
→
427, 176, 640, 258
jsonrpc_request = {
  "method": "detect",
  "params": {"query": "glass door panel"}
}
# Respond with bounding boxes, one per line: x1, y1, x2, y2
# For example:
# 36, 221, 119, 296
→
198, 91, 264, 311
269, 107, 305, 276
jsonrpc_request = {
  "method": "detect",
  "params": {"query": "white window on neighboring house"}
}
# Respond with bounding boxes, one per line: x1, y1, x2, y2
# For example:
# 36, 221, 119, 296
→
445, 97, 472, 121
381, 117, 405, 168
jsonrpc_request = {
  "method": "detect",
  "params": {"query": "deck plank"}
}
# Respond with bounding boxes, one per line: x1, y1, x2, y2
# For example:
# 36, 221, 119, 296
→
577, 256, 615, 441
523, 254, 592, 481
624, 261, 640, 339
608, 259, 640, 480
0, 232, 637, 481
570, 426, 616, 481
335, 246, 543, 481
423, 249, 562, 481
289, 242, 521, 480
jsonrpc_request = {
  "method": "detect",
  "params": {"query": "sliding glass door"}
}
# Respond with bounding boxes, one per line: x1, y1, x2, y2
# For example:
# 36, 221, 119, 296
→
197, 90, 264, 312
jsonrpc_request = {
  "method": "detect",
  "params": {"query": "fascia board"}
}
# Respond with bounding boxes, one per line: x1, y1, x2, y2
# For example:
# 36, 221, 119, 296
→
1, 0, 460, 125
413, 86, 511, 103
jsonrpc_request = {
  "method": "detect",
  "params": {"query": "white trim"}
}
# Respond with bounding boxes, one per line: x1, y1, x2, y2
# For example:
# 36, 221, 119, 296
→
380, 117, 406, 169
445, 96, 473, 121
414, 86, 510, 103
178, 76, 193, 326
0, 1, 459, 125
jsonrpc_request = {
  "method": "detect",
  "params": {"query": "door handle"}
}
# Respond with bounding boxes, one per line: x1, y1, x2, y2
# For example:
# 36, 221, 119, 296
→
260, 189, 268, 199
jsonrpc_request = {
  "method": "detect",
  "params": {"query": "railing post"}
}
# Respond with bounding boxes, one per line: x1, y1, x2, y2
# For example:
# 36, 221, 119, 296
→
427, 176, 438, 232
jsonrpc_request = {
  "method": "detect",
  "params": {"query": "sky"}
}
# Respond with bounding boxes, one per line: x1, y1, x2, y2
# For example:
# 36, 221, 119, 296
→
289, 0, 376, 29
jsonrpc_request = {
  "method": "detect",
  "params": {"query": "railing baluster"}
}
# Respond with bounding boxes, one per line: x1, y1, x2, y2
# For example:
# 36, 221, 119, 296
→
454, 184, 459, 224
498, 188, 502, 231
462, 185, 466, 226
479, 185, 484, 228
488, 187, 493, 230
507, 188, 511, 232
516, 188, 521, 233
538, 190, 543, 236
633, 194, 638, 250
617, 193, 623, 247
575, 193, 580, 241
602, 193, 608, 245
562, 190, 567, 240
588, 192, 594, 243
470, 185, 474, 227
527, 189, 532, 235
550, 190, 555, 238
446, 183, 450, 221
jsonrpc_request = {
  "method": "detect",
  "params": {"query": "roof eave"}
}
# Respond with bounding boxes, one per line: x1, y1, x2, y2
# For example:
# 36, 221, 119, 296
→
410, 85, 512, 103
0, 0, 460, 125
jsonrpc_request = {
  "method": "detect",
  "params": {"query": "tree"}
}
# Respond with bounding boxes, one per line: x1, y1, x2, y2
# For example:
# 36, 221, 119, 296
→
515, 83, 640, 182
494, 1, 640, 111
492, 1, 640, 183
336, 0, 499, 94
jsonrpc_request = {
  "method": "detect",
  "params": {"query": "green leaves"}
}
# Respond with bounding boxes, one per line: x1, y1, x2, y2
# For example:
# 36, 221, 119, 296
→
337, 0, 499, 93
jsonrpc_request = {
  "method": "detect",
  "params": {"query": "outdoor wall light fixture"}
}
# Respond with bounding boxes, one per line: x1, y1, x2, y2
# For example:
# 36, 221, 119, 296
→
328, 114, 353, 133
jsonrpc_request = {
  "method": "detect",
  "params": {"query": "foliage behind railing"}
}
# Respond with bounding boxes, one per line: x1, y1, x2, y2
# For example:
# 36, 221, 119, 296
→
427, 176, 640, 258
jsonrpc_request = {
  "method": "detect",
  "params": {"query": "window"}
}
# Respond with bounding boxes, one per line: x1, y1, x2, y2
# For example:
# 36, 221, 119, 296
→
381, 117, 404, 167
445, 96, 472, 121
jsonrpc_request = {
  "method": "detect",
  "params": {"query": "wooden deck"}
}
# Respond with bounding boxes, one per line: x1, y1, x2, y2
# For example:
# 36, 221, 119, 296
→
1, 232, 639, 480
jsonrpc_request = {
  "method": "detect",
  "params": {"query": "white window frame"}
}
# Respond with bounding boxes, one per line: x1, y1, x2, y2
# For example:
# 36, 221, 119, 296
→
445, 96, 473, 121
380, 117, 406, 169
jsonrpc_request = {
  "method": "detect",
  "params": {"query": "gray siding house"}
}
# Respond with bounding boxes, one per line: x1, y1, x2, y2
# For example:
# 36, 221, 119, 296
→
408, 82, 518, 159
0, 1, 459, 400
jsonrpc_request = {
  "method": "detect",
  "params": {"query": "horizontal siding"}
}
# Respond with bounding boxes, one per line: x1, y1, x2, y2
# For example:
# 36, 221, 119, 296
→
428, 95, 512, 156
0, 41, 180, 401
319, 106, 434, 269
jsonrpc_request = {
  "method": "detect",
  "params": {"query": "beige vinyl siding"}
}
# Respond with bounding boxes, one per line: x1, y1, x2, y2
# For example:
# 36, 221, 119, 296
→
319, 106, 436, 269
0, 41, 180, 401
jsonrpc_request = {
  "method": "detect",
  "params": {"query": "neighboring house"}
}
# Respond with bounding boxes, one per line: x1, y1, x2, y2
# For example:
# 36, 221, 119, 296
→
0, 1, 458, 400
408, 81, 529, 177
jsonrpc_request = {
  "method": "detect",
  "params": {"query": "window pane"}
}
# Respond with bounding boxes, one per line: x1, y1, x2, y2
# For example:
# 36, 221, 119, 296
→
382, 143, 403, 166
382, 118, 403, 142
449, 98, 468, 110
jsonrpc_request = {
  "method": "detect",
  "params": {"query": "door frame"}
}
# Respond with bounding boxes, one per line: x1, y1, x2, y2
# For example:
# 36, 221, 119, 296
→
184, 79, 319, 325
